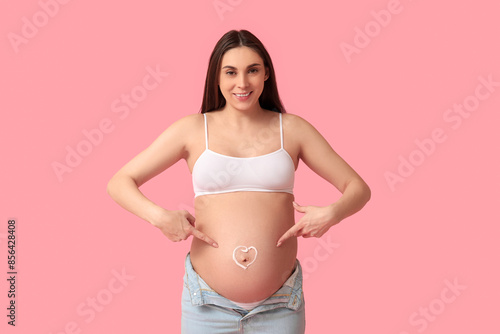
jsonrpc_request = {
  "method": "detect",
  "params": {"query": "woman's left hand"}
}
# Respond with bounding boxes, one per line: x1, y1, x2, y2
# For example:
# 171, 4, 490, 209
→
276, 201, 339, 247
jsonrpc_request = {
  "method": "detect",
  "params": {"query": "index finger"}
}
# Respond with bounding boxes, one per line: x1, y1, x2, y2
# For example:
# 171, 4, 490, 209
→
276, 224, 301, 247
189, 227, 219, 248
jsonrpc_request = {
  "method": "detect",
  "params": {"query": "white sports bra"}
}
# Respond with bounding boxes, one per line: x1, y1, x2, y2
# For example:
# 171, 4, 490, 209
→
192, 112, 295, 198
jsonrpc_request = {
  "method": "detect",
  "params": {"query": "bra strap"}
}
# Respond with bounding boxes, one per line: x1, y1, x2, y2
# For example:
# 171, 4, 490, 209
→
279, 113, 284, 149
203, 113, 208, 149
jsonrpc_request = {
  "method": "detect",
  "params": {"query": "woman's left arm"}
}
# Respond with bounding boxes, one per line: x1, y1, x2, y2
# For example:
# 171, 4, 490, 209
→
277, 114, 371, 247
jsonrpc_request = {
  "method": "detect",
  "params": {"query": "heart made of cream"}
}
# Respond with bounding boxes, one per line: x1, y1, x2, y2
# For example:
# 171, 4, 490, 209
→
232, 246, 258, 270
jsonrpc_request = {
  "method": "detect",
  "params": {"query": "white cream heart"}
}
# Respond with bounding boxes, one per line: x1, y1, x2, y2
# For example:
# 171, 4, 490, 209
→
232, 246, 258, 270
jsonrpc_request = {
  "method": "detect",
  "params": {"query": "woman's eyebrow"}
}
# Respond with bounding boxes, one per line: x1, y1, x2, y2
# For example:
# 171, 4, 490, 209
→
222, 63, 262, 70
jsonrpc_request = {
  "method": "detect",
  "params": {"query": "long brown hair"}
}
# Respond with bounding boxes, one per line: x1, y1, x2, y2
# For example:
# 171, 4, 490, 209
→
200, 30, 285, 114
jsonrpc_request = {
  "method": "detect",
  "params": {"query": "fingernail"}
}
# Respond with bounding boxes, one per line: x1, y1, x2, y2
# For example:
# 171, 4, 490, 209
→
276, 242, 281, 247
213, 242, 219, 248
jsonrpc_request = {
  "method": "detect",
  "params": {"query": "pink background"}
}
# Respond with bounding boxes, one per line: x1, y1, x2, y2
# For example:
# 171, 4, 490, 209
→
1, 0, 499, 333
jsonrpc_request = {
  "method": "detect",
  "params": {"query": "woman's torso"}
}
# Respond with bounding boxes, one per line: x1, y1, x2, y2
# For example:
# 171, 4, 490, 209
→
190, 192, 297, 302
186, 111, 299, 303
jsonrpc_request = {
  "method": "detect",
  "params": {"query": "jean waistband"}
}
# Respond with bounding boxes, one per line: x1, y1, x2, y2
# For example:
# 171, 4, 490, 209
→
183, 252, 304, 311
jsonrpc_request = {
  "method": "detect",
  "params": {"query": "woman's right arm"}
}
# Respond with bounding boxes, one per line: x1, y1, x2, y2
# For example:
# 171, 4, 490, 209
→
106, 114, 218, 247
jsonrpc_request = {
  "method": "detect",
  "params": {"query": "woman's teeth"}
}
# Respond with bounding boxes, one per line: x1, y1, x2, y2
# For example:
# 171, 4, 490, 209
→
235, 92, 251, 97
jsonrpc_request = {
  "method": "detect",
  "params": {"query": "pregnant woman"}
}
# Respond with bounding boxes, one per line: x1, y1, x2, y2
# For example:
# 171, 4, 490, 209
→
107, 30, 371, 333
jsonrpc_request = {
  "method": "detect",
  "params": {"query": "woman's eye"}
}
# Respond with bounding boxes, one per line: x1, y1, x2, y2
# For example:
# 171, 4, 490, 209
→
225, 69, 258, 76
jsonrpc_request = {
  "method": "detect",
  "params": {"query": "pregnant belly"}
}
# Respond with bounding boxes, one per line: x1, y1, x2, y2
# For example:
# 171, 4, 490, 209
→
190, 192, 298, 303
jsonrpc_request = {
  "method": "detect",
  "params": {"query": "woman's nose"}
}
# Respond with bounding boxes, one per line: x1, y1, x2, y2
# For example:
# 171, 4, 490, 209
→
237, 74, 249, 88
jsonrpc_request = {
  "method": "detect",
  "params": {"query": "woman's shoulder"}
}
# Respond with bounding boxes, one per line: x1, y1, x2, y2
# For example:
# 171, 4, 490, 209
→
176, 112, 204, 123
153, 113, 205, 147
281, 112, 316, 132
166, 113, 204, 132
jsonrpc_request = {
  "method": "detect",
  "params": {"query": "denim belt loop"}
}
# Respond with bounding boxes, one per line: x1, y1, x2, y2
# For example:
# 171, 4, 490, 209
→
184, 253, 203, 306
286, 260, 304, 310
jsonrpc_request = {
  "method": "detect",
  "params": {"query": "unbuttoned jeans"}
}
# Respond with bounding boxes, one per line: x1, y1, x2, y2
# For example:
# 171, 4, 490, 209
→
181, 253, 305, 334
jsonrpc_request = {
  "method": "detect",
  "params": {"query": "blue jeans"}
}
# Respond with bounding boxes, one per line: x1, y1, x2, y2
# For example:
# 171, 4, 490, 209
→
181, 253, 306, 334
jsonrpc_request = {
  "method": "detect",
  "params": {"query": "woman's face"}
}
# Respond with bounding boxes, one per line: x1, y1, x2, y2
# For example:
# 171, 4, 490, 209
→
218, 46, 269, 112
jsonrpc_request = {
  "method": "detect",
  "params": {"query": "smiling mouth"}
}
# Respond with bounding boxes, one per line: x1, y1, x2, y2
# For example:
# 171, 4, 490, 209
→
234, 92, 252, 97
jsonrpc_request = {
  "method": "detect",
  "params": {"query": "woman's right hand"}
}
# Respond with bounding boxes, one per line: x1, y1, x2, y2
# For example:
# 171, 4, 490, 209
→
150, 208, 219, 248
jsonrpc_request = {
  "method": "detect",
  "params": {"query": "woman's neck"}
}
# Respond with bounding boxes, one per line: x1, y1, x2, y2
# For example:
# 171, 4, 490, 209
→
218, 105, 269, 127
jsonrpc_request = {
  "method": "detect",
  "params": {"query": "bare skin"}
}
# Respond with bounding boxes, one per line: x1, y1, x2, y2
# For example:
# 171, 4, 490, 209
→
107, 46, 371, 303
190, 190, 298, 302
